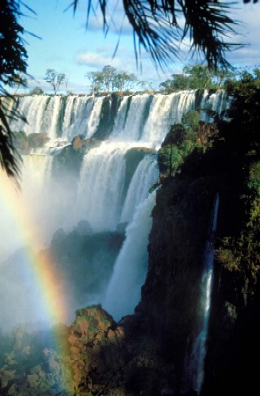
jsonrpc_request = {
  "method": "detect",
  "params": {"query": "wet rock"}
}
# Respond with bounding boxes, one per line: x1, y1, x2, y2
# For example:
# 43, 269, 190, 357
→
72, 134, 85, 149
74, 220, 93, 236
28, 132, 49, 149
51, 228, 66, 243
12, 131, 30, 154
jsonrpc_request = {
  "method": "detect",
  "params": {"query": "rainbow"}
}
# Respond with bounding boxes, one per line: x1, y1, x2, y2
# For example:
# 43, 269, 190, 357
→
0, 168, 74, 391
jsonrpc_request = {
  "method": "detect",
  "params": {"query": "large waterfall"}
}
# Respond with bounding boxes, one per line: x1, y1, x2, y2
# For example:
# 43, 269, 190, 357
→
0, 91, 229, 330
10, 90, 229, 144
104, 191, 156, 319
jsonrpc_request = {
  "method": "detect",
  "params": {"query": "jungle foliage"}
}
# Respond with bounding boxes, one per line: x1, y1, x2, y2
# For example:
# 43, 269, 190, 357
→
158, 110, 201, 177
158, 67, 260, 291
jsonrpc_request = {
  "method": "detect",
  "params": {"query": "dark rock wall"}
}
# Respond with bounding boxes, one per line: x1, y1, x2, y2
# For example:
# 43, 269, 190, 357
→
203, 192, 260, 396
134, 179, 216, 392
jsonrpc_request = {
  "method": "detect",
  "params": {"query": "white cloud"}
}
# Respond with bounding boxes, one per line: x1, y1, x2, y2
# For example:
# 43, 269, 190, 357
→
76, 52, 123, 68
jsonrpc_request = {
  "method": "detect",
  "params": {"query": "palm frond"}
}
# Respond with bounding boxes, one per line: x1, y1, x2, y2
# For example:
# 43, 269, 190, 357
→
70, 0, 240, 69
0, 0, 29, 184
0, 95, 22, 185
180, 1, 237, 68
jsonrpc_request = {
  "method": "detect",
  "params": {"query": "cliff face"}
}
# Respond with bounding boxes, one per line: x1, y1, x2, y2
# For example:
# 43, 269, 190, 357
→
203, 197, 260, 396
130, 178, 215, 393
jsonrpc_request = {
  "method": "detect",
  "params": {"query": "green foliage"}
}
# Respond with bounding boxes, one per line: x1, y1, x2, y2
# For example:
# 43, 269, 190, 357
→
182, 110, 200, 131
247, 162, 260, 197
211, 75, 260, 287
158, 111, 202, 177
0, 326, 73, 395
160, 64, 236, 91
160, 73, 189, 91
86, 65, 138, 94
30, 86, 44, 95
224, 66, 260, 94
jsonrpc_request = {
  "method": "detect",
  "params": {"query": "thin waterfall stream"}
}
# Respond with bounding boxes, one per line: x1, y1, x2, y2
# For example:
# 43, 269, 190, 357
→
186, 194, 220, 394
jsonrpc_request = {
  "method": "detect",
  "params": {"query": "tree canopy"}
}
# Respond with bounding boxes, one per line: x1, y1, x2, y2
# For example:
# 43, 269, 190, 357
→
44, 69, 66, 95
160, 63, 237, 91
86, 65, 138, 94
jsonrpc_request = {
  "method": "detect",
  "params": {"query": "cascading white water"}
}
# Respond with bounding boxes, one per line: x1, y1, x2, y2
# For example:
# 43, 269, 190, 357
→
187, 194, 220, 394
2, 91, 228, 328
74, 142, 128, 232
141, 91, 197, 145
10, 91, 230, 148
109, 96, 130, 138
120, 156, 158, 224
200, 90, 231, 122
110, 94, 151, 141
62, 96, 94, 140
104, 191, 156, 320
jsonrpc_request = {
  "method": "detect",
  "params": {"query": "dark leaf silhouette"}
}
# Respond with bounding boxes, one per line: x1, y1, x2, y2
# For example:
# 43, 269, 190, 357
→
0, 0, 30, 182
69, 0, 248, 69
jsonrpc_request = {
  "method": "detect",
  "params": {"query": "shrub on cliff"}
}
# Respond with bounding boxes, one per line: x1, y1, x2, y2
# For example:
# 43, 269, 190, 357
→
158, 111, 201, 178
212, 77, 260, 292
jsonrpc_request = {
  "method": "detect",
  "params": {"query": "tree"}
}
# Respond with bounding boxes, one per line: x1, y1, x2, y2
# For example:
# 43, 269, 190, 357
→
44, 69, 65, 95
101, 65, 117, 92
30, 86, 44, 95
160, 74, 189, 91
183, 64, 214, 89
158, 110, 202, 178
158, 124, 187, 177
112, 71, 137, 92
86, 66, 138, 94
160, 64, 237, 91
86, 71, 104, 95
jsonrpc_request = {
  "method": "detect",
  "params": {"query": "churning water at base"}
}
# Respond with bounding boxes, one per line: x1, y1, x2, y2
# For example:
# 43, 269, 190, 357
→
186, 194, 220, 394
103, 191, 156, 320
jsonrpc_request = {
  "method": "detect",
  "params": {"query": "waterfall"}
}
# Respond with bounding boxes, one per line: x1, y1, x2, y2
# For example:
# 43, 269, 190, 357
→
103, 191, 156, 320
74, 143, 128, 232
2, 91, 228, 329
186, 194, 220, 394
110, 94, 151, 141
199, 90, 230, 122
10, 91, 230, 147
120, 155, 158, 224
141, 91, 197, 145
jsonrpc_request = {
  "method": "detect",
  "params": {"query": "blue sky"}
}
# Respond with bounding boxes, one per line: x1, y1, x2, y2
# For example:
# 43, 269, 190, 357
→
20, 0, 260, 94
